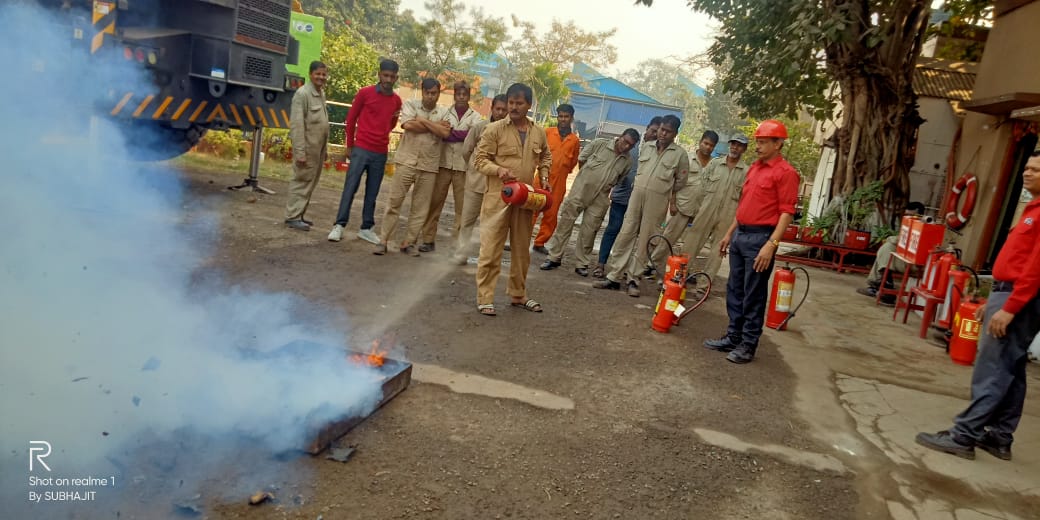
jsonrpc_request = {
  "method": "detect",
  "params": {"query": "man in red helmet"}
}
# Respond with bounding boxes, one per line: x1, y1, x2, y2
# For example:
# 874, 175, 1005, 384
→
703, 119, 800, 364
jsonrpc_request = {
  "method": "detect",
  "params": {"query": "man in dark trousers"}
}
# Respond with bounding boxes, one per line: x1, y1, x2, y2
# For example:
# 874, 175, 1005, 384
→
704, 119, 800, 364
916, 152, 1040, 461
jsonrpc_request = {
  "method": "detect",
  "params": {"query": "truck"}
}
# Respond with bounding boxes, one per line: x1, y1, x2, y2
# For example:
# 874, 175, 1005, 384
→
39, 0, 305, 160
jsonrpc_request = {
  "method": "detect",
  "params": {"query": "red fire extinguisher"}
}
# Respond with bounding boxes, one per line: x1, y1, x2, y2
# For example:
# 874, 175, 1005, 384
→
648, 235, 712, 333
766, 264, 810, 330
949, 297, 986, 366
501, 181, 553, 212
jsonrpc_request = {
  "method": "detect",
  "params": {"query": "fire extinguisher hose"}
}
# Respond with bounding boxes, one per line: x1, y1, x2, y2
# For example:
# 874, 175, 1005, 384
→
674, 271, 712, 323
646, 234, 675, 275
775, 266, 811, 330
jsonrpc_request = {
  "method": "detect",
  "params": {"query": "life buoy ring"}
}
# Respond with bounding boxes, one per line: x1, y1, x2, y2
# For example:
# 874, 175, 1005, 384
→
944, 174, 978, 229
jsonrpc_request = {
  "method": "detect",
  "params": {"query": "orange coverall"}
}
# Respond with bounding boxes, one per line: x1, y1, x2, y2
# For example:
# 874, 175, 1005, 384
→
532, 126, 580, 247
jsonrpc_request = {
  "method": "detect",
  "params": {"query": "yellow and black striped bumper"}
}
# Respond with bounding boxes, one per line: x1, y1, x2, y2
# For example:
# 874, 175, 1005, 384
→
109, 93, 291, 129
91, 1, 116, 54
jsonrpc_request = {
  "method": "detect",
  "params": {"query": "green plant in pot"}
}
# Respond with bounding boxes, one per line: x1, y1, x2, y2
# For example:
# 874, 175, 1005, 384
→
841, 180, 884, 249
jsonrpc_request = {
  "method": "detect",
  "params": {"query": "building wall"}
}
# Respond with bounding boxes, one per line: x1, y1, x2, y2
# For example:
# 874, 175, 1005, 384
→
910, 98, 960, 211
948, 0, 1040, 268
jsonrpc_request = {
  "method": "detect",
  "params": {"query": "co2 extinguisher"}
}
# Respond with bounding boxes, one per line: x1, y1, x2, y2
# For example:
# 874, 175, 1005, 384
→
766, 264, 810, 330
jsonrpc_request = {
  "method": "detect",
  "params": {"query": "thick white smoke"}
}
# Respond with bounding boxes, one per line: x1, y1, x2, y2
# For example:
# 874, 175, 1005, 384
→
0, 3, 382, 514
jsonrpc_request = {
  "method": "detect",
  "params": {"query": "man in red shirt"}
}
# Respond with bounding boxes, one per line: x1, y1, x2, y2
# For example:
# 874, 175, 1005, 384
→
916, 152, 1040, 461
704, 119, 800, 364
328, 59, 403, 245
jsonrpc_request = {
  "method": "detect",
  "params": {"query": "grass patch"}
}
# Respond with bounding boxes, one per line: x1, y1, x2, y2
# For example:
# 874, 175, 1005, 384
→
169, 152, 348, 190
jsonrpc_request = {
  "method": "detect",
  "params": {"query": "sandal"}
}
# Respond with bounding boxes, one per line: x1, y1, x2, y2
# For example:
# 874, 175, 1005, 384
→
511, 299, 543, 312
477, 304, 496, 316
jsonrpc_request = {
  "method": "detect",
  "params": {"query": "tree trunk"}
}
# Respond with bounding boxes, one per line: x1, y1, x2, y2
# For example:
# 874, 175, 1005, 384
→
827, 0, 929, 225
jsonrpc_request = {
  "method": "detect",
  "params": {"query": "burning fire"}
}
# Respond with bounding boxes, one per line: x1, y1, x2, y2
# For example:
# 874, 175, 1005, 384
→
349, 340, 387, 368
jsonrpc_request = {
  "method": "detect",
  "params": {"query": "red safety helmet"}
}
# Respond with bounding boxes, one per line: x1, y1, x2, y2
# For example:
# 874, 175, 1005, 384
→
753, 119, 788, 139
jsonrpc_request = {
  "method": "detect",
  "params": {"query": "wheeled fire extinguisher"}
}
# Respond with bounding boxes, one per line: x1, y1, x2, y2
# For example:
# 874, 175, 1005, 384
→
765, 264, 810, 330
501, 181, 553, 212
647, 235, 712, 333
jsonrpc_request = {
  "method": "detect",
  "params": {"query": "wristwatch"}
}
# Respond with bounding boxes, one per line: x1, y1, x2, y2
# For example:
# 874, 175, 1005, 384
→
769, 239, 780, 248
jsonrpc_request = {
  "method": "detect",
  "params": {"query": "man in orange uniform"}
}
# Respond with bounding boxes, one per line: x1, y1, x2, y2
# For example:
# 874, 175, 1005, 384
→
531, 104, 580, 254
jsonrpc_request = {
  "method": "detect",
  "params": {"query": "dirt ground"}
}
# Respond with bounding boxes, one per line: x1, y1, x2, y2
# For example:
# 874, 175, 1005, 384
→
122, 160, 1036, 519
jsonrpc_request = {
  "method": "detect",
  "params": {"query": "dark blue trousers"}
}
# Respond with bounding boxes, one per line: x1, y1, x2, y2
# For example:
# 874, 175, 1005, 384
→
951, 288, 1040, 445
598, 201, 628, 265
335, 147, 387, 229
725, 227, 775, 348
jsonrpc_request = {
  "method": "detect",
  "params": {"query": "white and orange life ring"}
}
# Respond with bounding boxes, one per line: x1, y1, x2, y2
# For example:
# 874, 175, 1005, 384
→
944, 173, 978, 230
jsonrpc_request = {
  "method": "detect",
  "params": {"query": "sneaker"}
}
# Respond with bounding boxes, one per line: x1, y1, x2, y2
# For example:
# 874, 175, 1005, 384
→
627, 281, 640, 298
532, 245, 549, 255
726, 344, 757, 364
540, 259, 561, 270
977, 431, 1012, 461
419, 242, 435, 253
466, 256, 479, 265
856, 287, 878, 298
400, 244, 420, 257
594, 280, 621, 290
286, 219, 310, 231
301, 218, 313, 226
327, 224, 344, 241
357, 228, 380, 245
373, 243, 388, 256
704, 335, 739, 352
574, 266, 589, 277
915, 430, 975, 459
641, 266, 655, 278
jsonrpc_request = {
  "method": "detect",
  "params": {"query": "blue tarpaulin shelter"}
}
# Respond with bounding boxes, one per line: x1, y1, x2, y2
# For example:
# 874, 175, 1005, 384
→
566, 63, 683, 138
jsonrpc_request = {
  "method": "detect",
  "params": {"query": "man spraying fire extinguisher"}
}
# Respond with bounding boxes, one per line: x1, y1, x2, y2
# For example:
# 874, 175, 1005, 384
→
703, 119, 800, 364
915, 152, 1040, 461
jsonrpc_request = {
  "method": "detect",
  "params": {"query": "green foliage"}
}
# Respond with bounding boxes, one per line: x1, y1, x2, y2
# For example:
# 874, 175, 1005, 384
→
262, 129, 293, 162
503, 19, 618, 75
738, 117, 820, 182
525, 62, 569, 120
321, 25, 380, 103
298, 0, 403, 52
394, 0, 508, 86
928, 0, 993, 61
197, 130, 246, 159
620, 59, 710, 144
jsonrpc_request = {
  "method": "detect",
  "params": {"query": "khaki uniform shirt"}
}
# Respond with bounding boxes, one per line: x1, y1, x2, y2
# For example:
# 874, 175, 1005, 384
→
569, 138, 632, 206
463, 119, 491, 193
700, 156, 748, 215
674, 153, 712, 216
474, 117, 552, 185
633, 141, 690, 197
289, 82, 329, 162
440, 106, 483, 171
393, 99, 445, 173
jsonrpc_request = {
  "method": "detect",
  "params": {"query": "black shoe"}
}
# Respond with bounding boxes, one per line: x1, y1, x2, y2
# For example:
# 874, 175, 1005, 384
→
704, 335, 739, 352
915, 430, 975, 459
977, 431, 1012, 461
418, 242, 435, 253
574, 266, 589, 277
627, 281, 640, 297
540, 259, 562, 270
301, 218, 313, 226
880, 294, 896, 306
285, 219, 310, 231
532, 245, 549, 255
726, 344, 756, 364
857, 287, 878, 298
594, 280, 621, 290
641, 266, 655, 277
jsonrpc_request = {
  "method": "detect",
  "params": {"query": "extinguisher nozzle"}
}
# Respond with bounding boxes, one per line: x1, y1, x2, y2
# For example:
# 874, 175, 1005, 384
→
502, 187, 514, 197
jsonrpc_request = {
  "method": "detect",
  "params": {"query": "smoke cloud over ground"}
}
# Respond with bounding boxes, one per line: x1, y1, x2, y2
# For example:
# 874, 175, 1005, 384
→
0, 3, 382, 514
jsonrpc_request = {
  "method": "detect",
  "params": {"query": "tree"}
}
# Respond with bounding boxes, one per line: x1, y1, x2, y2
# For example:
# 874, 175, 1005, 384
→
321, 26, 380, 102
505, 18, 618, 73
526, 62, 570, 121
298, 0, 403, 52
396, 0, 509, 86
637, 0, 944, 221
739, 117, 821, 183
621, 59, 710, 143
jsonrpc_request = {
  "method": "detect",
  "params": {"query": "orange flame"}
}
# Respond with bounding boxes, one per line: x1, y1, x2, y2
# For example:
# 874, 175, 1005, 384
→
349, 340, 386, 367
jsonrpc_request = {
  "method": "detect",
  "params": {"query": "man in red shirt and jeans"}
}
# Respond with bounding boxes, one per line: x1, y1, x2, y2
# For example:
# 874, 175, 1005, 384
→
704, 119, 800, 364
328, 59, 403, 244
916, 152, 1040, 461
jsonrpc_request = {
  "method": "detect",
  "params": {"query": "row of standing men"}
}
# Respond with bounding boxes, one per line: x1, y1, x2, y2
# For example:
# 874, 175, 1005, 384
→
284, 59, 801, 365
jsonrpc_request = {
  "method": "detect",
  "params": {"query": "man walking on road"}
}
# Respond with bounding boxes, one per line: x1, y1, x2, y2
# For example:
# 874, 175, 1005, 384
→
915, 152, 1040, 461
540, 130, 638, 276
452, 95, 507, 265
373, 78, 448, 256
473, 83, 552, 316
532, 104, 580, 255
648, 130, 719, 272
594, 115, 689, 297
594, 117, 661, 278
329, 59, 402, 244
680, 134, 750, 281
420, 80, 482, 252
704, 120, 800, 364
284, 61, 330, 231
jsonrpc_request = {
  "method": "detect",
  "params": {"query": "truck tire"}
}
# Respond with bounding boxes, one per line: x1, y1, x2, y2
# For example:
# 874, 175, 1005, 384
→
122, 122, 208, 162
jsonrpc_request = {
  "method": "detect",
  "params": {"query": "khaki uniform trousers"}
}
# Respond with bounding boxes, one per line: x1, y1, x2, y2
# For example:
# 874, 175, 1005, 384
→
453, 189, 485, 262
476, 177, 534, 306
285, 150, 326, 221
649, 210, 696, 271
379, 165, 436, 247
422, 167, 466, 244
545, 193, 610, 268
683, 197, 739, 279
604, 186, 671, 284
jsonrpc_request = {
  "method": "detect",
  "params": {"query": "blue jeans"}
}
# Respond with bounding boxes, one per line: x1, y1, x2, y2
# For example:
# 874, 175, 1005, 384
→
598, 201, 628, 265
335, 147, 387, 229
725, 226, 775, 349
